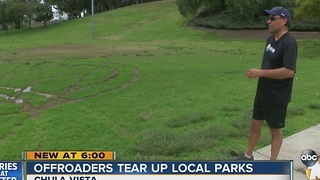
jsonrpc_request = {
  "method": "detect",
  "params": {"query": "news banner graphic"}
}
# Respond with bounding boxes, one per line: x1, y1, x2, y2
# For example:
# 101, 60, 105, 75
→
301, 149, 320, 180
1, 151, 293, 180
24, 151, 115, 161
26, 161, 293, 180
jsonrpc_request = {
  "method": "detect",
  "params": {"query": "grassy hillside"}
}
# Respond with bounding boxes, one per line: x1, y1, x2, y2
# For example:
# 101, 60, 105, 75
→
0, 1, 320, 160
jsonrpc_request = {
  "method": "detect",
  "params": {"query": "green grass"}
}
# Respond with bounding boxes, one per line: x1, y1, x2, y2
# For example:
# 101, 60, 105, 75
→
0, 1, 320, 160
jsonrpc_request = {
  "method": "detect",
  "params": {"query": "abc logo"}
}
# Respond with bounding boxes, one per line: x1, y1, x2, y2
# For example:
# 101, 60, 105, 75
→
301, 149, 318, 167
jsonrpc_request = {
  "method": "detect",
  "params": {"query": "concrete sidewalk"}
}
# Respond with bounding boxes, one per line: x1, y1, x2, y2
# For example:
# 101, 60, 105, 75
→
253, 124, 320, 180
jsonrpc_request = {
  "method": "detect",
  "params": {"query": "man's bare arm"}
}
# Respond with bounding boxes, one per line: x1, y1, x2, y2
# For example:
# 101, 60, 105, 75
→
246, 68, 294, 79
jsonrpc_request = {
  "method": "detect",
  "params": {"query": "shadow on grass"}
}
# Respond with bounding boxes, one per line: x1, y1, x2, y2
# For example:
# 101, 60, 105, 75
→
287, 106, 305, 116
164, 112, 212, 128
129, 107, 292, 159
129, 111, 260, 158
308, 103, 320, 110
129, 124, 226, 157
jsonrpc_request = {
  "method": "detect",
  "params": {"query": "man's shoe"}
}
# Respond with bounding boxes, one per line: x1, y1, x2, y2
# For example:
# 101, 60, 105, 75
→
233, 153, 254, 161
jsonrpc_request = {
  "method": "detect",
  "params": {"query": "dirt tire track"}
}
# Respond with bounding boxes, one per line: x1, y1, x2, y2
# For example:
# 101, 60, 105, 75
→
1, 64, 140, 119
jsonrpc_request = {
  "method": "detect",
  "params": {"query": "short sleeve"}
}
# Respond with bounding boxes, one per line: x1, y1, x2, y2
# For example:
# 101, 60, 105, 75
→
283, 37, 297, 72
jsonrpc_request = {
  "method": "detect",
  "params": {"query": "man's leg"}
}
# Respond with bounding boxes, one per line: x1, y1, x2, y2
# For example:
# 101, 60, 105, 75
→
269, 128, 283, 160
265, 103, 287, 160
245, 119, 264, 157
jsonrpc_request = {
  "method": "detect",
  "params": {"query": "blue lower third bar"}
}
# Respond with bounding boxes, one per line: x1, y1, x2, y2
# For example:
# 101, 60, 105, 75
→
26, 161, 292, 175
0, 161, 22, 180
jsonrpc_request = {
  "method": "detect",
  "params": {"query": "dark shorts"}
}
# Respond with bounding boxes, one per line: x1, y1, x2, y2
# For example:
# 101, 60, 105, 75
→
252, 100, 288, 129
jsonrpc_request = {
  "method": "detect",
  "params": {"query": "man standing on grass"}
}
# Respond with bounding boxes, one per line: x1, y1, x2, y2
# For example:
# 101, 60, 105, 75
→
235, 6, 298, 160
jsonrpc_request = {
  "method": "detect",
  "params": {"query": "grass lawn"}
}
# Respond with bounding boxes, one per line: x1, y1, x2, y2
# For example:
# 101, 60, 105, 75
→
0, 1, 320, 160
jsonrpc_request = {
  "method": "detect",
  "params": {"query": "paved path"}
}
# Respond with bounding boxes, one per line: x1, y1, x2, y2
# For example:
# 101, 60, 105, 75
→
253, 124, 320, 179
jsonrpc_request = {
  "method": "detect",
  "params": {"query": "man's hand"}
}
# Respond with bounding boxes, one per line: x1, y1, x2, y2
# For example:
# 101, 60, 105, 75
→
246, 68, 262, 79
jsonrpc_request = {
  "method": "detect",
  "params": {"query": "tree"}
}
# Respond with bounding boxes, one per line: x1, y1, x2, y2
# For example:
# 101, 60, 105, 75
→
295, 0, 320, 20
0, 1, 8, 31
203, 0, 226, 12
175, 0, 203, 18
174, 0, 234, 18
5, 0, 26, 29
106, 0, 114, 10
34, 3, 53, 26
23, 0, 39, 29
196, 0, 226, 17
191, 0, 295, 24
225, 0, 264, 24
96, 0, 108, 12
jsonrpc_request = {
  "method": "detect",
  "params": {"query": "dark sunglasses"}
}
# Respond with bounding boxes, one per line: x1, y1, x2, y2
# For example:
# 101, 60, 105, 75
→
269, 16, 282, 21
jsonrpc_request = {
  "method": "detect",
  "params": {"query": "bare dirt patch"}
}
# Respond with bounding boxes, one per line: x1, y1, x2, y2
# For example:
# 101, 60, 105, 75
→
19, 45, 158, 60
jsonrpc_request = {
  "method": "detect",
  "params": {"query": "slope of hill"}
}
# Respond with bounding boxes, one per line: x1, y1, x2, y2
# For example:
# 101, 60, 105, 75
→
0, 1, 320, 161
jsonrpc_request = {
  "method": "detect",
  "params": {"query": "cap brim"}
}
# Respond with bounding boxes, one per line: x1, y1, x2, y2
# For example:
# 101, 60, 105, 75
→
263, 10, 277, 16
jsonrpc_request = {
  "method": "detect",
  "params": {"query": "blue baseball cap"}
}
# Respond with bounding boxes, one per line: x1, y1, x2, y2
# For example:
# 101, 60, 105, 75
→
263, 6, 291, 22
